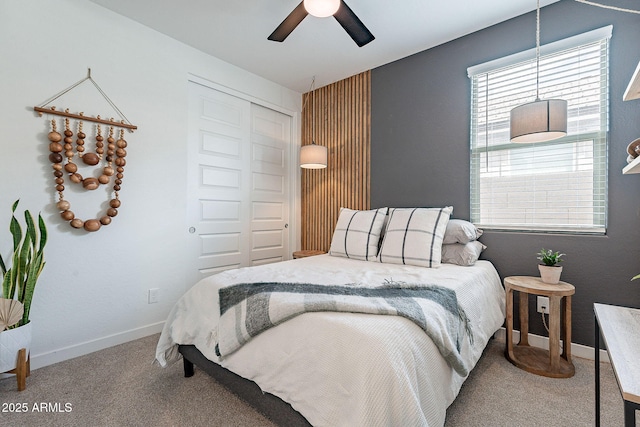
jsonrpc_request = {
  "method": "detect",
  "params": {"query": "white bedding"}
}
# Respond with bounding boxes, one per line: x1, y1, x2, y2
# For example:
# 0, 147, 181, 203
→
155, 255, 505, 427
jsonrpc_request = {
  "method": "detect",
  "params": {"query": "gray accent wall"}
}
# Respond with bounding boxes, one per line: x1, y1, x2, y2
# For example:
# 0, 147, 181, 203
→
371, 0, 640, 347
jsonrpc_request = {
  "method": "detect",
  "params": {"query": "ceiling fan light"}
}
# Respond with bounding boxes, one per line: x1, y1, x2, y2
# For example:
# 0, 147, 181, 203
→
510, 99, 568, 143
303, 0, 341, 17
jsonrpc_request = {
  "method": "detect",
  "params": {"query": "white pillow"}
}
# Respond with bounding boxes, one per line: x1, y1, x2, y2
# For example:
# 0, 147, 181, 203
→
443, 219, 483, 244
329, 207, 388, 261
378, 206, 453, 268
442, 241, 486, 266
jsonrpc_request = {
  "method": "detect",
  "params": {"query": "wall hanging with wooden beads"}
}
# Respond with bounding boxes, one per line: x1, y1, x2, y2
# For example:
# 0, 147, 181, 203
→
34, 69, 137, 233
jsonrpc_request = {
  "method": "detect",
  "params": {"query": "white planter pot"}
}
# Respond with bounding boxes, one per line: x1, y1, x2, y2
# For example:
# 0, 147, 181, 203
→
0, 322, 31, 373
539, 265, 563, 284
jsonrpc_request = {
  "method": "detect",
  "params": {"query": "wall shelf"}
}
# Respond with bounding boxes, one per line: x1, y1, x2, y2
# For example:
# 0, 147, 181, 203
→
623, 60, 640, 101
623, 156, 640, 174
622, 60, 640, 174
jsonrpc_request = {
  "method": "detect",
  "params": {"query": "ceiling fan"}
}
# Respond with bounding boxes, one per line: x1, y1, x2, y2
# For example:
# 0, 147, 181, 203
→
268, 0, 375, 47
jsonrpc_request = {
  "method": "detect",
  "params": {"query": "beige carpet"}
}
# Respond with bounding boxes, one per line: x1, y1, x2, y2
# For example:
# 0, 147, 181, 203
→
0, 334, 635, 426
446, 339, 636, 426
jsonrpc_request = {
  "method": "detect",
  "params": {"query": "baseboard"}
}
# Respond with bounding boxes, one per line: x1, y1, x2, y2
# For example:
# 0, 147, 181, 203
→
30, 321, 165, 370
493, 327, 610, 363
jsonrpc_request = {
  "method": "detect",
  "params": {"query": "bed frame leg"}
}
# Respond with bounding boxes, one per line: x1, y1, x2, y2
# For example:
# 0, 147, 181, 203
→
183, 357, 194, 377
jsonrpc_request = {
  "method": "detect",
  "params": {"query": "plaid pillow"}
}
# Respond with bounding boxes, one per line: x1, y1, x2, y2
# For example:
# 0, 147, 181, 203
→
378, 206, 453, 268
329, 207, 388, 261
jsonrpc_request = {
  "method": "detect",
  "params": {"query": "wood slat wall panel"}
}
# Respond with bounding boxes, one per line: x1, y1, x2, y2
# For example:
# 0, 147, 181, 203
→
301, 71, 371, 252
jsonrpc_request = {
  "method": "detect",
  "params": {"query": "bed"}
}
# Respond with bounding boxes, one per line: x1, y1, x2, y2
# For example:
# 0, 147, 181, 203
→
155, 254, 505, 426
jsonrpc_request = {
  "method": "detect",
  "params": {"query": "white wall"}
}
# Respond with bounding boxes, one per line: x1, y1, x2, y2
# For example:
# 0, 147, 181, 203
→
0, 0, 301, 369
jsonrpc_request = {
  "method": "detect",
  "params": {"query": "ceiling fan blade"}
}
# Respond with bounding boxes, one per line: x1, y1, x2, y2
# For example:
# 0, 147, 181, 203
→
268, 1, 309, 42
333, 1, 375, 47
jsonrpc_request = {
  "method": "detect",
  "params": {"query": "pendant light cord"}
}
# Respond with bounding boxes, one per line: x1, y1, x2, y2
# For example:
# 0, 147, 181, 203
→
535, 0, 541, 101
575, 0, 640, 14
312, 77, 315, 144
484, 73, 489, 170
541, 310, 549, 333
301, 76, 316, 145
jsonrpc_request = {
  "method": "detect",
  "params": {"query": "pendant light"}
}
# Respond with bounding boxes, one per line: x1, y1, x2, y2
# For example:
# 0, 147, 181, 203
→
303, 0, 341, 18
300, 76, 328, 169
510, 0, 567, 143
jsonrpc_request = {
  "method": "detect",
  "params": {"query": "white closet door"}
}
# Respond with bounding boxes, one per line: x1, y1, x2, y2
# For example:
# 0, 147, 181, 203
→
187, 82, 291, 284
250, 104, 291, 266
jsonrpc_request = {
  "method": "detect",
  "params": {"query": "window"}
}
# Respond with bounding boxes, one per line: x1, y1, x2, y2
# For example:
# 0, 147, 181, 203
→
468, 26, 611, 233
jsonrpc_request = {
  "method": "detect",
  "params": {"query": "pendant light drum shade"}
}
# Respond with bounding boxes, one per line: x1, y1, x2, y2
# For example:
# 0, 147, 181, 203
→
303, 0, 340, 17
300, 143, 327, 169
509, 0, 567, 143
510, 99, 567, 143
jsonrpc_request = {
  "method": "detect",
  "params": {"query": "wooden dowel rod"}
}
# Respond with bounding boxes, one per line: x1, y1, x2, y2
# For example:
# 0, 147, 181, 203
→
33, 107, 138, 131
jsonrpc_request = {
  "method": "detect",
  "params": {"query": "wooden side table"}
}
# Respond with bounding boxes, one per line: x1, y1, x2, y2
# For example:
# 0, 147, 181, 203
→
504, 276, 575, 378
594, 303, 640, 427
292, 250, 325, 259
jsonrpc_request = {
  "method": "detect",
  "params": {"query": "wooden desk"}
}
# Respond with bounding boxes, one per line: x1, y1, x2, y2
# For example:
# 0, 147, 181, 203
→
504, 276, 575, 378
594, 303, 640, 427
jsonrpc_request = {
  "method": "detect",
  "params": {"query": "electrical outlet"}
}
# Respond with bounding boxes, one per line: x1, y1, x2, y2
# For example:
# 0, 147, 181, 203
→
148, 288, 159, 304
537, 296, 549, 314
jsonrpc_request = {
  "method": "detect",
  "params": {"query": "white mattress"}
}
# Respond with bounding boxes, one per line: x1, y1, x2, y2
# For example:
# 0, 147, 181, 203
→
156, 255, 505, 427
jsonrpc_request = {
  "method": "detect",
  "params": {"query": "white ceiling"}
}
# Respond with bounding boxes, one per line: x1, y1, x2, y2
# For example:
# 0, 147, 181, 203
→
89, 0, 561, 93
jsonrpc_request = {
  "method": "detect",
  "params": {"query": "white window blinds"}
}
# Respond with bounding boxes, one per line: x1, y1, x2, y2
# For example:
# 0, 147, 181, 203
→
468, 26, 611, 234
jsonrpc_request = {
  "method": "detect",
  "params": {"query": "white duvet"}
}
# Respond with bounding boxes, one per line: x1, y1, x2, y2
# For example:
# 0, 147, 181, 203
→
155, 255, 505, 427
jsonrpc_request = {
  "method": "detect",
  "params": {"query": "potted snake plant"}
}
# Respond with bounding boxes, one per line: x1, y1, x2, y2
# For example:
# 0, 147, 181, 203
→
537, 248, 564, 284
0, 200, 47, 374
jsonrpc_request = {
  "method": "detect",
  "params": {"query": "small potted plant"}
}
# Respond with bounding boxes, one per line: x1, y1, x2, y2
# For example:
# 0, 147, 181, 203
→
537, 248, 564, 284
0, 200, 47, 386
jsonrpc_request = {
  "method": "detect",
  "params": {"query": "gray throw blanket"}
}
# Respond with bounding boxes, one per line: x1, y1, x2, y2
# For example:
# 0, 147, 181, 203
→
215, 280, 474, 376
